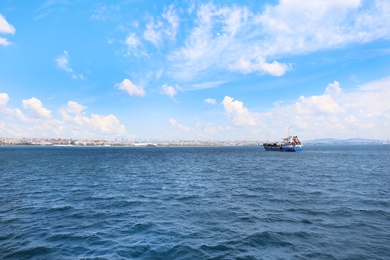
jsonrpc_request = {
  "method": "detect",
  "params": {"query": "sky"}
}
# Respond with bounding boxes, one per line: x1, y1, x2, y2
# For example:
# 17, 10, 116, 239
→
1, 0, 390, 141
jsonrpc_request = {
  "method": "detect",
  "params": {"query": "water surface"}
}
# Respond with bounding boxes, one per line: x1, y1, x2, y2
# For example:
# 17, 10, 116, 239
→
1, 145, 389, 259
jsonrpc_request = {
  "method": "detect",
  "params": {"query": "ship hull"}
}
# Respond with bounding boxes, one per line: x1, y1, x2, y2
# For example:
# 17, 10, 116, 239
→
263, 146, 302, 152
263, 146, 282, 151
281, 146, 302, 152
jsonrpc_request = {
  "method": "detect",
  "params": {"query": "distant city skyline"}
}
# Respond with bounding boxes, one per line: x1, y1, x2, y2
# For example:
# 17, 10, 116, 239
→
1, 1, 390, 141
1, 136, 387, 147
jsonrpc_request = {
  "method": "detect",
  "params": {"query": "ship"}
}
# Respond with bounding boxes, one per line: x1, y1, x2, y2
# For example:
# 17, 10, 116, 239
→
263, 135, 303, 152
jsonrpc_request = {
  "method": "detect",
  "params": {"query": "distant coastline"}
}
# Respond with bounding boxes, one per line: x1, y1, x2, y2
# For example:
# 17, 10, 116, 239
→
303, 138, 389, 145
0, 137, 262, 147
1, 137, 389, 147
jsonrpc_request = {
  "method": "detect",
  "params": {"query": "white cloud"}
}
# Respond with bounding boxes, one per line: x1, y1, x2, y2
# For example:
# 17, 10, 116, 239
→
0, 93, 9, 109
222, 96, 257, 126
0, 14, 15, 46
348, 77, 390, 118
0, 37, 13, 46
114, 1, 389, 89
228, 56, 290, 76
116, 1, 388, 86
223, 6, 248, 37
258, 77, 390, 140
89, 114, 126, 134
58, 111, 129, 139
168, 3, 220, 81
0, 93, 27, 121
258, 0, 390, 54
176, 77, 389, 141
56, 51, 72, 73
325, 81, 343, 97
116, 79, 145, 97
143, 4, 179, 46
166, 1, 390, 84
125, 33, 143, 56
161, 84, 179, 98
187, 80, 227, 90
169, 118, 192, 132
0, 14, 15, 34
295, 94, 344, 115
168, 3, 295, 82
345, 115, 357, 124
162, 4, 180, 40
64, 101, 86, 115
204, 98, 216, 105
55, 50, 84, 79
0, 94, 130, 140
34, 0, 73, 20
143, 19, 163, 46
22, 97, 52, 119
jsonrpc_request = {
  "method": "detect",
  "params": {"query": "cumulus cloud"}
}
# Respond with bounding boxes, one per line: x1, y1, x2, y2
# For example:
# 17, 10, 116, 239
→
22, 97, 52, 119
0, 94, 130, 139
0, 14, 15, 46
116, 79, 145, 97
258, 77, 390, 140
55, 50, 84, 79
89, 114, 126, 133
222, 96, 257, 126
64, 101, 86, 115
295, 94, 344, 115
0, 93, 26, 122
182, 77, 390, 141
58, 110, 128, 139
325, 81, 343, 97
204, 98, 216, 105
0, 93, 9, 109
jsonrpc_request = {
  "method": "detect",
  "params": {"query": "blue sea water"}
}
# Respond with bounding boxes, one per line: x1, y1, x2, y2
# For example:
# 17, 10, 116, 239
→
1, 145, 390, 259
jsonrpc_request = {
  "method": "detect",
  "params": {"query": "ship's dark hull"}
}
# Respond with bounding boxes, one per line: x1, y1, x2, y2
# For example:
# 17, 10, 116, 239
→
263, 145, 302, 152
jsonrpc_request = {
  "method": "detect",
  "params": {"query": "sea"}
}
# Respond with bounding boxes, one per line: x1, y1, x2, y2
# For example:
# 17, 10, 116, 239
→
1, 145, 389, 259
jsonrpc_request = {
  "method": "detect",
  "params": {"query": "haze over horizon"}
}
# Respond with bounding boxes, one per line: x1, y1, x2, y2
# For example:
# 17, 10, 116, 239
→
1, 0, 389, 141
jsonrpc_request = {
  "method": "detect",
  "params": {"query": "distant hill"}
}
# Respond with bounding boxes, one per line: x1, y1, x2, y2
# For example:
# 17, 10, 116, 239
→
303, 138, 386, 145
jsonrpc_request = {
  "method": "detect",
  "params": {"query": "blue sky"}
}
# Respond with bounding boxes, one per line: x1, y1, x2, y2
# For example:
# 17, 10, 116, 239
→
1, 0, 390, 141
